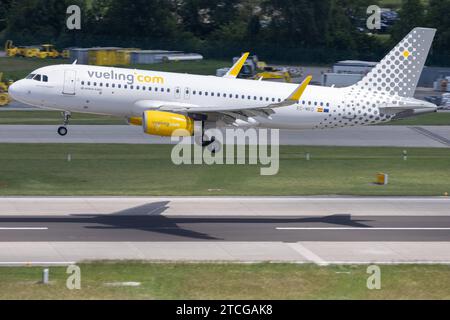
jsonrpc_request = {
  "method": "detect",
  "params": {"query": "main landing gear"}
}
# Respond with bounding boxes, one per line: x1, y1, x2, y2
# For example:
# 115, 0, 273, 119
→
57, 111, 71, 136
198, 122, 221, 154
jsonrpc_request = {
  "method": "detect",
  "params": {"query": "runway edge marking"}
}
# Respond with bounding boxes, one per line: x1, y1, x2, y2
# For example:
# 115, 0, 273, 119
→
286, 242, 329, 266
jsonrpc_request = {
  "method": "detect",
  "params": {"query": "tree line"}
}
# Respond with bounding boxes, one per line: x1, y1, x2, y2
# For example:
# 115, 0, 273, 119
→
0, 0, 449, 65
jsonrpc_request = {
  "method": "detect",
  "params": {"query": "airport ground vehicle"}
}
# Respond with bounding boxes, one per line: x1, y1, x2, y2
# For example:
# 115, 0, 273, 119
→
4, 40, 18, 56
255, 66, 292, 82
35, 44, 60, 58
0, 72, 12, 106
5, 40, 66, 59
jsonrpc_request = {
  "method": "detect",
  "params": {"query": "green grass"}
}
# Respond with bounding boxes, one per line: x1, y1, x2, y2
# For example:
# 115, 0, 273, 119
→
0, 144, 448, 196
0, 110, 124, 125
0, 57, 69, 81
0, 262, 448, 299
386, 112, 450, 126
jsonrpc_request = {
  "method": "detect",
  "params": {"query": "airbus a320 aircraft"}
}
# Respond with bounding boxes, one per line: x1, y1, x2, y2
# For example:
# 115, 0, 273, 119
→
9, 27, 437, 147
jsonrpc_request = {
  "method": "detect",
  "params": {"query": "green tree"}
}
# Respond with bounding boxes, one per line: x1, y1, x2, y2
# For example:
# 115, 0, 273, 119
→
100, 0, 178, 39
5, 0, 85, 43
0, 0, 13, 33
427, 0, 450, 54
391, 0, 426, 42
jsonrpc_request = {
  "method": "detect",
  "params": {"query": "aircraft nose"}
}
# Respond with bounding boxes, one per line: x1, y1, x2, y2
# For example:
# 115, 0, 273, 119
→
8, 81, 19, 100
8, 80, 24, 101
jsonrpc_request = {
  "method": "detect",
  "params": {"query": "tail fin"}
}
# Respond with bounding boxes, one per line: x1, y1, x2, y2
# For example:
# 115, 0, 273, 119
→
352, 27, 436, 97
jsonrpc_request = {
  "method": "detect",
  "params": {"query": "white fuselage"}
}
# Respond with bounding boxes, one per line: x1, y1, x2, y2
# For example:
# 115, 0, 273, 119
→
8, 64, 433, 130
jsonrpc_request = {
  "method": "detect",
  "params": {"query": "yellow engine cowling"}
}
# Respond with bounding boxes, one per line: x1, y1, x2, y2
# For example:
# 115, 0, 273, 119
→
142, 110, 194, 137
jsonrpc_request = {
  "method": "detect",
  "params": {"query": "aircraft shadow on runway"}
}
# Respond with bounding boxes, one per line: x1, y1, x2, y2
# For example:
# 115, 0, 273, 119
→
0, 201, 376, 240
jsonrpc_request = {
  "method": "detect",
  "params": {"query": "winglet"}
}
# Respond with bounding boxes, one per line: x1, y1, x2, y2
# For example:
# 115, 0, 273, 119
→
287, 75, 312, 102
224, 52, 250, 78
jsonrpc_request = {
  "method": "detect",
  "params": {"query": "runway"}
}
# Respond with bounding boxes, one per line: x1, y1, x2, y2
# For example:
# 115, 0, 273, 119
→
0, 125, 449, 147
1, 214, 449, 242
0, 197, 449, 264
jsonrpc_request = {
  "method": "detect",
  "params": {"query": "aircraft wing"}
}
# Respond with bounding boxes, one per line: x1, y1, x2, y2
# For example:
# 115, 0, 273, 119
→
133, 75, 312, 114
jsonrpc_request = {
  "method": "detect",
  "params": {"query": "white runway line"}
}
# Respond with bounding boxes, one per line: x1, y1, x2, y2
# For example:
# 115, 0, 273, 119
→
0, 227, 48, 230
277, 227, 450, 230
286, 242, 329, 266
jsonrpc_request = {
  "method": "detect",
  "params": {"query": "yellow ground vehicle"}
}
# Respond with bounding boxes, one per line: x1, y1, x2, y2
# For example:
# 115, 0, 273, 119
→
0, 72, 13, 106
35, 44, 60, 58
5, 40, 36, 57
255, 66, 292, 83
16, 45, 40, 58
5, 40, 65, 59
4, 40, 19, 56
61, 49, 70, 59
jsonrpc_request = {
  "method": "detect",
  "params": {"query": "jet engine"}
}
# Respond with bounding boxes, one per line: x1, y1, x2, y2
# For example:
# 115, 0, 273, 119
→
142, 110, 194, 137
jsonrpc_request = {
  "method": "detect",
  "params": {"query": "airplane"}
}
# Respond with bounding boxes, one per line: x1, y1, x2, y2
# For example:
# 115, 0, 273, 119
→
8, 27, 438, 148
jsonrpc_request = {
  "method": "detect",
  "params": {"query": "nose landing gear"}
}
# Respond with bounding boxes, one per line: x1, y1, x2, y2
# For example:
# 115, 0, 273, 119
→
57, 111, 71, 136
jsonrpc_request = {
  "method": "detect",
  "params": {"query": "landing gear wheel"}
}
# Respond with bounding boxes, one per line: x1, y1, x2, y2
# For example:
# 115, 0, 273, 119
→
57, 111, 71, 136
57, 126, 68, 136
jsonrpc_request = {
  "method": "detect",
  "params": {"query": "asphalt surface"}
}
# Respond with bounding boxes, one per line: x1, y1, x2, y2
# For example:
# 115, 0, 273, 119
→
1, 214, 449, 242
0, 125, 449, 147
0, 197, 449, 242
0, 197, 449, 263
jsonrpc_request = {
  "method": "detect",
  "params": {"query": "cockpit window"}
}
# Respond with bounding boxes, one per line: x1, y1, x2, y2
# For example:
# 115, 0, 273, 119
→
26, 73, 36, 79
42, 75, 48, 82
33, 74, 41, 81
